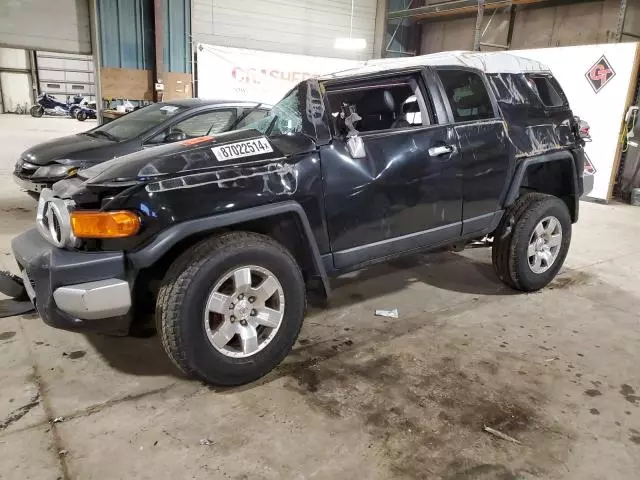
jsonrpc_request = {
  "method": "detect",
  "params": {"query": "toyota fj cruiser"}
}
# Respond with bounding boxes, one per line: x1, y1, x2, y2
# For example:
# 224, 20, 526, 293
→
10, 52, 589, 386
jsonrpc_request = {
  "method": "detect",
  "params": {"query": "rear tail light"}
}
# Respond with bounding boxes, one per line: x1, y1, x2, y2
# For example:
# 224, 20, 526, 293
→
574, 116, 592, 142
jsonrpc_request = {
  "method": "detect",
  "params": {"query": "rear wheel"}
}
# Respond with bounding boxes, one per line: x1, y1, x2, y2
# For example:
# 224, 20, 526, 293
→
30, 105, 44, 118
157, 231, 306, 386
492, 193, 572, 291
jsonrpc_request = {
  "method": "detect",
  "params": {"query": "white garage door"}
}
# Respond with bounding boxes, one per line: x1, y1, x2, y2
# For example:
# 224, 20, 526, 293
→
0, 0, 91, 54
192, 0, 377, 60
36, 52, 96, 102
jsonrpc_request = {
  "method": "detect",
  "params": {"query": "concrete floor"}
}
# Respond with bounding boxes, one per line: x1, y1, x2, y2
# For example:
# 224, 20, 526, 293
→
1, 114, 640, 480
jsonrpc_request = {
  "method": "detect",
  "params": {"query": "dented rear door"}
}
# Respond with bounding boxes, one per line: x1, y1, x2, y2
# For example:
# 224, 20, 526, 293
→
434, 67, 513, 236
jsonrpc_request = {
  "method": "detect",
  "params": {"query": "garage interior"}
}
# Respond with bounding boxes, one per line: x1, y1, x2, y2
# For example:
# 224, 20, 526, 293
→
1, 1, 640, 479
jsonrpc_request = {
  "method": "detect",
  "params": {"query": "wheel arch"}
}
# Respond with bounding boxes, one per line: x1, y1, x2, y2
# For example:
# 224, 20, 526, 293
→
128, 201, 331, 303
504, 151, 580, 223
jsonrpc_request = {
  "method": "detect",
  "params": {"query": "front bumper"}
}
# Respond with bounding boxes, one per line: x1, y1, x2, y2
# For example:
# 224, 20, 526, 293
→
13, 174, 50, 193
12, 228, 132, 334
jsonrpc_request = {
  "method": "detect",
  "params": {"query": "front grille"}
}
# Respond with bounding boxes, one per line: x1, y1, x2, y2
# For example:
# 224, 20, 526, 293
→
36, 189, 76, 248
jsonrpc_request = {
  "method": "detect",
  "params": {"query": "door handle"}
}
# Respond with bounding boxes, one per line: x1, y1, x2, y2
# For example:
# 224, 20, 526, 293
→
428, 144, 455, 157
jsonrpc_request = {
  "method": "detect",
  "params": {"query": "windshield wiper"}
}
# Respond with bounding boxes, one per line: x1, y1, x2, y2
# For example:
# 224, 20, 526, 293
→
91, 130, 119, 142
227, 103, 262, 131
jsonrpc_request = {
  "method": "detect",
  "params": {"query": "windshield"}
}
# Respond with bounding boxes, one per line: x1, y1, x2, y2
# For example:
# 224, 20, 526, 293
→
89, 103, 188, 141
242, 87, 304, 137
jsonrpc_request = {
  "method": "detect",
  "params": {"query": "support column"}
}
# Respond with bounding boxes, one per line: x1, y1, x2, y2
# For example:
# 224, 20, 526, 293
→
153, 0, 165, 102
473, 0, 486, 51
373, 0, 389, 58
616, 0, 629, 42
88, 0, 103, 122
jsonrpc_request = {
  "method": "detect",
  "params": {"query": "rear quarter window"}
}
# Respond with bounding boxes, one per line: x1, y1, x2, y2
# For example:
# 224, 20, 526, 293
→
527, 75, 566, 108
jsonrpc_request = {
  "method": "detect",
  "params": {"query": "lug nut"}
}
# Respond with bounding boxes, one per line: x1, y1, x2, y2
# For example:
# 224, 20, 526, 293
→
238, 293, 244, 300
229, 303, 235, 310
248, 296, 255, 303
230, 316, 236, 322
240, 319, 248, 326
250, 309, 257, 316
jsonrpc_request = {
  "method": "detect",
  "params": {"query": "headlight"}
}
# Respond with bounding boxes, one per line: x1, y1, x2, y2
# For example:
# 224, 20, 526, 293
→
31, 164, 79, 180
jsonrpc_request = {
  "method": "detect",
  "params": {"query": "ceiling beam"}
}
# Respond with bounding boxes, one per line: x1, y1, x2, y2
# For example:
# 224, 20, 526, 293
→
388, 0, 550, 21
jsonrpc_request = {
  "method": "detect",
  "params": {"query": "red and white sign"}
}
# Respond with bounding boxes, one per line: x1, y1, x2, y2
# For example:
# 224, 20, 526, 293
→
196, 43, 359, 105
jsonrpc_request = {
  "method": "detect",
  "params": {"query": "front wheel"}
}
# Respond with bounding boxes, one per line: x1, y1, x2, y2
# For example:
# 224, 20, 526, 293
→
492, 193, 572, 292
76, 110, 87, 121
157, 231, 306, 386
30, 105, 44, 118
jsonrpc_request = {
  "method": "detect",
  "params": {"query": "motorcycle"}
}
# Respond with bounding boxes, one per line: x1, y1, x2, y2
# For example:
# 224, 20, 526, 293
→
30, 93, 83, 118
75, 101, 97, 122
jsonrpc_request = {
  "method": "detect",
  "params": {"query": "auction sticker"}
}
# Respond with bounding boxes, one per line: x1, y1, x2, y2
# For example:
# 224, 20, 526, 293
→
212, 137, 273, 161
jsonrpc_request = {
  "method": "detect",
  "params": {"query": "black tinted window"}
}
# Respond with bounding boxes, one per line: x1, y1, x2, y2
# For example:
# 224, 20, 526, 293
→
92, 103, 188, 141
437, 70, 494, 122
527, 76, 564, 107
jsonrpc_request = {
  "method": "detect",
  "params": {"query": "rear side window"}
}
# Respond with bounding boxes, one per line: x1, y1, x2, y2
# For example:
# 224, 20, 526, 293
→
527, 75, 565, 107
437, 70, 495, 122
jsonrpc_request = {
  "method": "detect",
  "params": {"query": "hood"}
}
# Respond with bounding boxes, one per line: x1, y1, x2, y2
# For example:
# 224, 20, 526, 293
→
20, 133, 119, 166
79, 128, 315, 186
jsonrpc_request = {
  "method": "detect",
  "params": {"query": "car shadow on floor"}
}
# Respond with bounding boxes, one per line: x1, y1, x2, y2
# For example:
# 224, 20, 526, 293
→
83, 248, 517, 380
84, 329, 186, 378
326, 250, 516, 310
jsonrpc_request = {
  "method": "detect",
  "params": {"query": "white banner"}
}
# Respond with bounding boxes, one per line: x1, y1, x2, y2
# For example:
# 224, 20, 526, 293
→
196, 44, 359, 105
512, 43, 639, 201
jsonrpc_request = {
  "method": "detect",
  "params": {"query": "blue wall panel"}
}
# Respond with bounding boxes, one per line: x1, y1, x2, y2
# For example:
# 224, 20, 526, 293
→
98, 0, 190, 72
164, 0, 191, 73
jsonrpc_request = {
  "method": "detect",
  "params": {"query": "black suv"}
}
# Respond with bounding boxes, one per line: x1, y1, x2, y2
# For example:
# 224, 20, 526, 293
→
10, 52, 588, 386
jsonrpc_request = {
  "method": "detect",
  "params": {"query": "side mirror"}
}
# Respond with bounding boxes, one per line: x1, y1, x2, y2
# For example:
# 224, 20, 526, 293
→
164, 131, 187, 143
346, 135, 366, 159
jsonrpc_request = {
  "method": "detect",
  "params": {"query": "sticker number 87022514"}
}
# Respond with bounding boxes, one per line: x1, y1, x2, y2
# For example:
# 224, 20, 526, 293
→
211, 137, 273, 161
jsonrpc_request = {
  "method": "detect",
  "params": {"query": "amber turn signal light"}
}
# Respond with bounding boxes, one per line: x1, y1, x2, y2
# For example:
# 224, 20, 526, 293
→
70, 210, 141, 239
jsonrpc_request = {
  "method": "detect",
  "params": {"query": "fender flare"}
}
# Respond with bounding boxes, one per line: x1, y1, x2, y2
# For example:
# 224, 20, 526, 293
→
127, 201, 331, 296
504, 150, 580, 219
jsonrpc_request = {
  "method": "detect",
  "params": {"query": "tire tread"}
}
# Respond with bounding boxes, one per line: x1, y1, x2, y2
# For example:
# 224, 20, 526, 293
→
156, 231, 305, 383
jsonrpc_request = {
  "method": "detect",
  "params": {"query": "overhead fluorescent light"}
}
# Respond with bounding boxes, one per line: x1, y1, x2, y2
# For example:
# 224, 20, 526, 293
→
334, 38, 367, 50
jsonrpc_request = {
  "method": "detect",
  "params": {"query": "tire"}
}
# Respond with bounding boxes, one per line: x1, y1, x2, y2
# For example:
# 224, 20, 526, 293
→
492, 193, 572, 292
30, 105, 44, 118
76, 110, 87, 121
69, 106, 79, 118
157, 231, 306, 386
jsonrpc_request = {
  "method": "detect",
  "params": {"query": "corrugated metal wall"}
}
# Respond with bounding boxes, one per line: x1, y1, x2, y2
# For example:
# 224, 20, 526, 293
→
192, 0, 378, 60
0, 0, 91, 54
97, 0, 191, 72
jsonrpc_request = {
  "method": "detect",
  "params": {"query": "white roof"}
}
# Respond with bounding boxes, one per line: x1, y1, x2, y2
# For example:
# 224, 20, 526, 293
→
322, 51, 551, 79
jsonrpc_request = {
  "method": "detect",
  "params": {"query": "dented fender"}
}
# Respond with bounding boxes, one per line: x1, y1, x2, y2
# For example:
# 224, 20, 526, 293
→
127, 200, 331, 296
